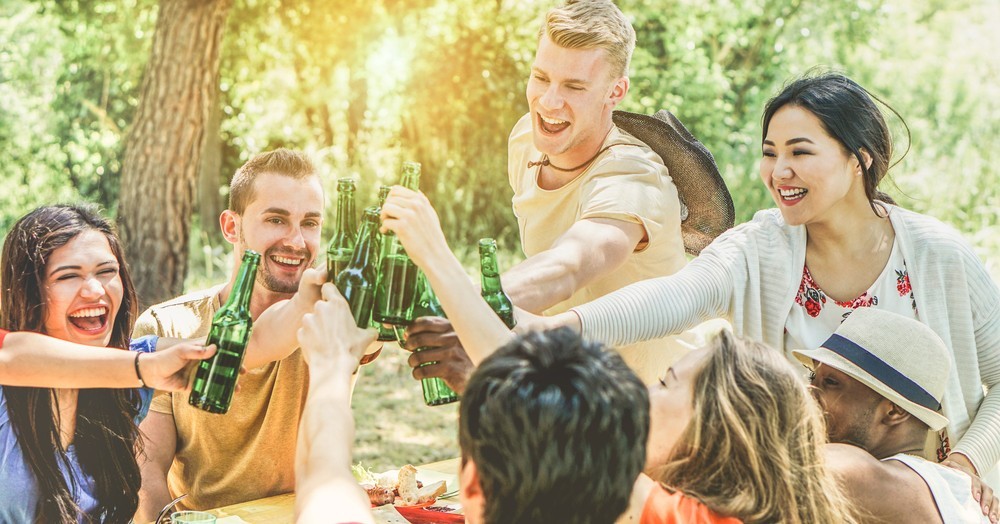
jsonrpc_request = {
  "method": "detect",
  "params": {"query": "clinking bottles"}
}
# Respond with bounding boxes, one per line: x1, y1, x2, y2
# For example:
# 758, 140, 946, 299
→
335, 207, 381, 328
411, 272, 460, 406
372, 185, 397, 342
479, 238, 516, 329
326, 178, 358, 282
373, 162, 422, 327
189, 249, 260, 414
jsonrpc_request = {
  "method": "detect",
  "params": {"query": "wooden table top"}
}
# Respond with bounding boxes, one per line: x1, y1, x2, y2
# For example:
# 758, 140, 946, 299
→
204, 458, 462, 523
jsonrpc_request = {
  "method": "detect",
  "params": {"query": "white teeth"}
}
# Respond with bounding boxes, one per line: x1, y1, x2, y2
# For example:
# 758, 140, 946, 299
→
778, 188, 807, 199
69, 307, 107, 318
540, 115, 567, 125
272, 255, 302, 266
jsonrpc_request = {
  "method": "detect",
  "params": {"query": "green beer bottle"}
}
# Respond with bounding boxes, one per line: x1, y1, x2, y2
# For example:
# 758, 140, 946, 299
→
189, 249, 261, 414
479, 238, 516, 328
411, 272, 459, 406
372, 185, 396, 342
373, 162, 422, 326
326, 178, 358, 282
335, 207, 381, 328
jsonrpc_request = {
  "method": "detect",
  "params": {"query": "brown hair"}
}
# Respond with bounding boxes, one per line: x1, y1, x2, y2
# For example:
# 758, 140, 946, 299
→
0, 204, 141, 523
650, 331, 859, 524
228, 148, 317, 214
540, 0, 636, 78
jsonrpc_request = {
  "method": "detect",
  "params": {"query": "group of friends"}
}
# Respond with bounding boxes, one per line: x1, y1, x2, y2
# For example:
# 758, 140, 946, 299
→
1, 0, 999, 523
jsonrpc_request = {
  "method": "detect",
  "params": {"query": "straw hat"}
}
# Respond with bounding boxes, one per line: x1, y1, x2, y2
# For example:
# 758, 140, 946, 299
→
793, 308, 951, 431
613, 110, 735, 255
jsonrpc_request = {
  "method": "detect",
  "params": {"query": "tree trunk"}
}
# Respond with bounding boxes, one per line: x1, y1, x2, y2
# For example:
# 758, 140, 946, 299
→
198, 81, 225, 237
118, 0, 232, 309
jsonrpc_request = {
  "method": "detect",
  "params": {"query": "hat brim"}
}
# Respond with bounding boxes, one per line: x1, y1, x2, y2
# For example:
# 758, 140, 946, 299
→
612, 110, 735, 255
793, 347, 949, 431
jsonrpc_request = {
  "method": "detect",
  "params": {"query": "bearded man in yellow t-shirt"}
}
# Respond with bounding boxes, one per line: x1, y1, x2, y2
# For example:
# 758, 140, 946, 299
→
132, 149, 379, 519
404, 0, 721, 387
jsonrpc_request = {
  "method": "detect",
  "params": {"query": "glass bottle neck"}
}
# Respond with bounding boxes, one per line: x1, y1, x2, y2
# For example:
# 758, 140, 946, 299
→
348, 215, 380, 268
479, 247, 504, 294
336, 189, 357, 234
225, 251, 260, 312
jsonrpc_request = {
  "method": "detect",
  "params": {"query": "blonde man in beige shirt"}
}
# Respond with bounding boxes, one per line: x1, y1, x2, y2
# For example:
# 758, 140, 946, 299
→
404, 0, 692, 386
134, 149, 378, 519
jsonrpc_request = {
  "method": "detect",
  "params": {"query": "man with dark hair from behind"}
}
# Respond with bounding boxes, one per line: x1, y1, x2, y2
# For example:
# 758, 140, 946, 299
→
294, 283, 649, 524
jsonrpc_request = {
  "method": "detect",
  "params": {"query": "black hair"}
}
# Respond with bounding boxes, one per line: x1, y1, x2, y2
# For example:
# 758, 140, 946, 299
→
0, 204, 141, 523
459, 328, 649, 524
762, 72, 909, 214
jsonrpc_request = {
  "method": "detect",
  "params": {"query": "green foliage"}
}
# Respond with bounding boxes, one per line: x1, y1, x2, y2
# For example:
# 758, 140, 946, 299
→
1, 0, 998, 281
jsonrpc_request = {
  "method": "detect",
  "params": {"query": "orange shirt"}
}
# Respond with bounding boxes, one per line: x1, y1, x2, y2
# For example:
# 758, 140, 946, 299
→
0, 329, 7, 346
641, 484, 743, 524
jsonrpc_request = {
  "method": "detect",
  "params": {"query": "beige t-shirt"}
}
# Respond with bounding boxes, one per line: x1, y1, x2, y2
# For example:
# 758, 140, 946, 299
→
508, 113, 696, 383
133, 285, 309, 511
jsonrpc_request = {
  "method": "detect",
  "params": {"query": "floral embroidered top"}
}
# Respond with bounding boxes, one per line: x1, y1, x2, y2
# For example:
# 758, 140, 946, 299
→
785, 238, 918, 352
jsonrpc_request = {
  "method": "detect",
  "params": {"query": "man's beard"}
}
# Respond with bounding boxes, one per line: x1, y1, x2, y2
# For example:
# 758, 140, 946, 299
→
257, 264, 300, 294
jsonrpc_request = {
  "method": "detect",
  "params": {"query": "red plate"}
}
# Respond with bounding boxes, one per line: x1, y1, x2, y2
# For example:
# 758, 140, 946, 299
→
394, 503, 464, 524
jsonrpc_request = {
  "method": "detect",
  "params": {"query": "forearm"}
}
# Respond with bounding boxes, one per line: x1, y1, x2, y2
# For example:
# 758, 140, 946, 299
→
0, 332, 142, 388
503, 253, 579, 313
244, 297, 310, 369
296, 367, 372, 523
423, 249, 515, 365
135, 464, 172, 523
571, 259, 730, 348
952, 387, 1000, 475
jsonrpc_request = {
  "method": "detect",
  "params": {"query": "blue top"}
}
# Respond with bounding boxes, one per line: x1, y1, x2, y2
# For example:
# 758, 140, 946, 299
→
0, 335, 157, 523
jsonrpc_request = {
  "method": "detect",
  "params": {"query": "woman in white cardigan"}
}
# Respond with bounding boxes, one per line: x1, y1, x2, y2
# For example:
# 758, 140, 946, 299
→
380, 73, 1000, 499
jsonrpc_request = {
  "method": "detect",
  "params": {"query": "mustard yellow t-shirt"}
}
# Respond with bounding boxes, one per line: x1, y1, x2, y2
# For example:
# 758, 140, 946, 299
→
508, 113, 695, 383
133, 285, 309, 511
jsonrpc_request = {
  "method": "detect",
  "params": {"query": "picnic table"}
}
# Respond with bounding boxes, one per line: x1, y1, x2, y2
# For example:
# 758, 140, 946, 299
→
202, 457, 462, 523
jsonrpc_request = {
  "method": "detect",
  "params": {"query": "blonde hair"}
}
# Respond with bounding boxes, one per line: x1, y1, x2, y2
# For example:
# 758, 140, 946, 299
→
650, 331, 859, 524
229, 148, 317, 215
540, 0, 635, 78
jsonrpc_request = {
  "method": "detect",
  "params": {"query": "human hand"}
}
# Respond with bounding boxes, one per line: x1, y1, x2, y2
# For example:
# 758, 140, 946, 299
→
140, 342, 217, 391
291, 266, 327, 311
942, 453, 997, 522
297, 283, 377, 376
402, 317, 474, 394
379, 187, 450, 270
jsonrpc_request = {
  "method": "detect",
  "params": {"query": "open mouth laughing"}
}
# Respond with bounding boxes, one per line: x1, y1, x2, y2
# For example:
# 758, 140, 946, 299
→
537, 112, 570, 135
68, 305, 110, 334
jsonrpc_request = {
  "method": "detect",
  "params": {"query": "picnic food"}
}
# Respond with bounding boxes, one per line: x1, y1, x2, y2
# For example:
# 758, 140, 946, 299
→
355, 463, 445, 507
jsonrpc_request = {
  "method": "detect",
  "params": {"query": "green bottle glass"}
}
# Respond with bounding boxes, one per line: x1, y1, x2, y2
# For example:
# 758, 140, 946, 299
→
479, 238, 517, 328
335, 207, 382, 328
372, 185, 397, 342
189, 249, 261, 414
326, 178, 358, 282
373, 162, 422, 326
412, 271, 459, 406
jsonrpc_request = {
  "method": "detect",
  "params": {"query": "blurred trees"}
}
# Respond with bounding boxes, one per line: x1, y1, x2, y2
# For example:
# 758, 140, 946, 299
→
1, 0, 999, 292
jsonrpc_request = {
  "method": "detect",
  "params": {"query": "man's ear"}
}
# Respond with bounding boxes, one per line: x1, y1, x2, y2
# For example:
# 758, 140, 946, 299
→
220, 210, 241, 245
881, 401, 913, 427
608, 76, 629, 108
460, 458, 485, 523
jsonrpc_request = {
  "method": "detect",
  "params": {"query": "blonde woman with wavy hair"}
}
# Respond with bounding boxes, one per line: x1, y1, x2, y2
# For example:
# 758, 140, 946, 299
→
619, 330, 860, 524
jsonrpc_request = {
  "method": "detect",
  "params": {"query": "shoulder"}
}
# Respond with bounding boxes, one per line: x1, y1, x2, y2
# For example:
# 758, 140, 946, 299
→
825, 444, 914, 486
892, 206, 973, 252
591, 126, 667, 178
508, 112, 532, 143
129, 335, 158, 354
135, 285, 222, 337
701, 208, 795, 255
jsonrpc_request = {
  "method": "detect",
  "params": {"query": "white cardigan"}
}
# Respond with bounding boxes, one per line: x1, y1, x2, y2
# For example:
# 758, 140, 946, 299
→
574, 206, 1000, 476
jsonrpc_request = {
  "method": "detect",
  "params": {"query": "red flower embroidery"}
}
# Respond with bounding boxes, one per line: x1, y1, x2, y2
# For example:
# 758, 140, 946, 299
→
796, 267, 826, 318
896, 269, 912, 296
835, 292, 878, 310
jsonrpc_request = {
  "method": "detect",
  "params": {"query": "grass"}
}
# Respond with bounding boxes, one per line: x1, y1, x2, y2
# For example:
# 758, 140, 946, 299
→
351, 341, 460, 471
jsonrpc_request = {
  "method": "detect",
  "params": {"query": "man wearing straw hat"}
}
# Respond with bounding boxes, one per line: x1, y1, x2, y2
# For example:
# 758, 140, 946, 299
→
796, 308, 997, 523
403, 0, 733, 387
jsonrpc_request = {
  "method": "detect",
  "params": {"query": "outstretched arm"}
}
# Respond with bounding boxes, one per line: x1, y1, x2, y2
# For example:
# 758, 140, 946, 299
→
502, 217, 644, 314
381, 187, 515, 364
0, 331, 216, 390
295, 283, 377, 524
